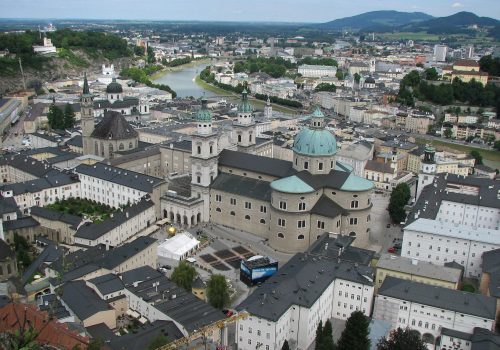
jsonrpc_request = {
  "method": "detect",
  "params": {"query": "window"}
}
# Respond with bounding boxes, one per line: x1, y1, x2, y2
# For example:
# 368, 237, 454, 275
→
298, 202, 306, 211
297, 220, 306, 228
304, 161, 309, 169
260, 219, 266, 224
260, 205, 267, 213
279, 201, 287, 210
318, 162, 324, 171
245, 215, 250, 220
277, 232, 284, 238
215, 194, 222, 202
317, 221, 325, 229
197, 146, 201, 154
245, 202, 252, 209
298, 234, 305, 240
238, 135, 242, 143
230, 198, 237, 205
351, 200, 359, 208
216, 207, 221, 212
230, 211, 235, 216
349, 218, 358, 225
278, 218, 286, 227
197, 176, 201, 183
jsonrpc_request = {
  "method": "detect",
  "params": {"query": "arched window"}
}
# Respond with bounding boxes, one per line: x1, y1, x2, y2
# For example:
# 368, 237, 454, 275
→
94, 141, 99, 154
209, 145, 213, 154
119, 143, 124, 150
245, 215, 250, 220
298, 202, 306, 211
129, 142, 133, 149
249, 134, 252, 142
109, 143, 113, 155
297, 234, 305, 240
197, 146, 201, 154
277, 232, 284, 238
230, 211, 235, 216
238, 134, 242, 143
349, 232, 356, 237
259, 219, 266, 224
216, 207, 221, 212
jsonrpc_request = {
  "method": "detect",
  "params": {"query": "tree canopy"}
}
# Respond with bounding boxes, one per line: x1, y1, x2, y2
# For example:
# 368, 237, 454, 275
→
315, 83, 337, 92
388, 183, 411, 223
470, 150, 483, 165
376, 327, 427, 350
299, 57, 338, 67
479, 55, 500, 77
148, 334, 169, 350
337, 311, 370, 350
206, 274, 230, 309
171, 261, 197, 291
47, 104, 65, 130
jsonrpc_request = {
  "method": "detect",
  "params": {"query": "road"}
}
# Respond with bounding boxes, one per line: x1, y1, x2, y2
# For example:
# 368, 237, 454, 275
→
407, 132, 493, 151
367, 193, 403, 255
2, 107, 27, 150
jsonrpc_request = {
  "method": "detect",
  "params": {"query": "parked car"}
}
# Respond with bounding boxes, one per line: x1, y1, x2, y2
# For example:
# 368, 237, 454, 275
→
388, 247, 396, 253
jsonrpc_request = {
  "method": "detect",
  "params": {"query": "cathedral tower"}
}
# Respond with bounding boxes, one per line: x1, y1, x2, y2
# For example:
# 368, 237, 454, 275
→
81, 73, 95, 156
234, 89, 256, 152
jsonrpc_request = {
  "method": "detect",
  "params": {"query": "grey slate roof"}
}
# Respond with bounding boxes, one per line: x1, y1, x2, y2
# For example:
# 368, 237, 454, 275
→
75, 162, 165, 193
237, 253, 374, 321
60, 280, 112, 320
91, 110, 138, 140
30, 206, 82, 228
210, 173, 271, 202
0, 239, 15, 261
87, 274, 124, 295
22, 244, 65, 284
65, 135, 82, 148
125, 266, 225, 332
0, 154, 54, 178
0, 197, 18, 215
3, 217, 39, 231
74, 198, 154, 241
364, 160, 394, 174
311, 195, 346, 218
120, 265, 162, 287
218, 149, 295, 178
378, 277, 497, 319
1, 172, 79, 196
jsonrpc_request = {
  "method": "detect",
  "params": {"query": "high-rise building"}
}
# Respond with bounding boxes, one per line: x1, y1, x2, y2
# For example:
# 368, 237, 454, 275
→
433, 44, 448, 62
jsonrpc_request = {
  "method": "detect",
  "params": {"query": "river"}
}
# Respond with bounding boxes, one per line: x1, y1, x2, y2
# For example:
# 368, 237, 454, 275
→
153, 62, 215, 99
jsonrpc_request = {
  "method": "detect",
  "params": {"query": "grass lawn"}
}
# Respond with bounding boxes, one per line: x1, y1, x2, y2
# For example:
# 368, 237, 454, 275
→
46, 198, 120, 223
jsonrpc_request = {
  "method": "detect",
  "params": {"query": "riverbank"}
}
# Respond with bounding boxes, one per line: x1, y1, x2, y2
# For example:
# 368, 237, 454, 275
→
195, 76, 300, 114
415, 137, 500, 170
150, 58, 211, 80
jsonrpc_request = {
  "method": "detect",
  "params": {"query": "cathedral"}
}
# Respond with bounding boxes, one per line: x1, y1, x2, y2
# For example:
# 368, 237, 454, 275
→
79, 77, 374, 253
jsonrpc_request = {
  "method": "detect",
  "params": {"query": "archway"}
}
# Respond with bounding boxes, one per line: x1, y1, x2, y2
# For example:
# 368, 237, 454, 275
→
191, 215, 195, 226
163, 210, 168, 219
176, 213, 181, 224
197, 213, 202, 223
422, 333, 435, 344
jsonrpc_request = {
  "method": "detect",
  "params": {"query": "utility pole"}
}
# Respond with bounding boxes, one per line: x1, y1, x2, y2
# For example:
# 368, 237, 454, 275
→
18, 57, 26, 90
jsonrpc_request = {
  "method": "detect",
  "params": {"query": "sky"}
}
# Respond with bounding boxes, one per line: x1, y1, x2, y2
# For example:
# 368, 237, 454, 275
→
2, 0, 500, 22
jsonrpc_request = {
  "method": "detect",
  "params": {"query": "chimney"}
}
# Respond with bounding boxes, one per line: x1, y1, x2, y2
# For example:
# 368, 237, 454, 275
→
411, 259, 418, 265
126, 212, 129, 218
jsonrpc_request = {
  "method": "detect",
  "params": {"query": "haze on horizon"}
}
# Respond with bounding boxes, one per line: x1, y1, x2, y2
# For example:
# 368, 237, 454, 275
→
2, 0, 500, 23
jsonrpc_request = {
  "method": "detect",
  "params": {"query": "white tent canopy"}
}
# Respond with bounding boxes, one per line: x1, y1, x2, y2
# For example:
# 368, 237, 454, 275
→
157, 232, 200, 261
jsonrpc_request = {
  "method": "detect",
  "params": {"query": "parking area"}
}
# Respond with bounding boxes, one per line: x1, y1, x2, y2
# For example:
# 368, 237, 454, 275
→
368, 193, 404, 254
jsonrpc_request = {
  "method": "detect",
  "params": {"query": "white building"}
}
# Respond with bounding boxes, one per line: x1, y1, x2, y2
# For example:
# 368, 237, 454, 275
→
434, 45, 448, 62
336, 141, 374, 177
373, 277, 496, 347
298, 64, 337, 78
236, 253, 374, 350
33, 37, 57, 55
74, 197, 156, 247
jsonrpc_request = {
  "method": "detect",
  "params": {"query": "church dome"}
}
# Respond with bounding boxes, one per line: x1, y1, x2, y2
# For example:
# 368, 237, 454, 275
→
196, 99, 212, 122
106, 78, 123, 93
292, 127, 337, 156
237, 89, 253, 113
91, 111, 138, 140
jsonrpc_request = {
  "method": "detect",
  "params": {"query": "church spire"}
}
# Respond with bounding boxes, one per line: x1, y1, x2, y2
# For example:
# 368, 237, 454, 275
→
82, 72, 90, 95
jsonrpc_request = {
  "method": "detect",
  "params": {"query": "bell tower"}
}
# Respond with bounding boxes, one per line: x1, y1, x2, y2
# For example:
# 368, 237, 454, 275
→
81, 73, 95, 156
191, 99, 219, 222
234, 89, 256, 152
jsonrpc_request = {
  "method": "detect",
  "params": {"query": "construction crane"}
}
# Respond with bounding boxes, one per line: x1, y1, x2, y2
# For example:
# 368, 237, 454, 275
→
158, 311, 249, 350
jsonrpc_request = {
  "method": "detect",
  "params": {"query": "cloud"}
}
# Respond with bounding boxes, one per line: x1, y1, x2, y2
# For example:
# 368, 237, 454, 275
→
451, 2, 464, 8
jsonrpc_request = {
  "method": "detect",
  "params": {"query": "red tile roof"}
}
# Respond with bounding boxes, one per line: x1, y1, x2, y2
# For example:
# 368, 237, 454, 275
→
0, 303, 89, 349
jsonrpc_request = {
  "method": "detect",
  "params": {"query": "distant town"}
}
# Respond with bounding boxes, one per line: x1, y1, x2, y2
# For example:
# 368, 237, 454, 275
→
0, 8, 499, 350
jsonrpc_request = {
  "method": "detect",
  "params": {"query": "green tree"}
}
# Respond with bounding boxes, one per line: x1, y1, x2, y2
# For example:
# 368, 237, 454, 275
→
171, 261, 197, 291
388, 183, 411, 223
336, 70, 345, 80
281, 340, 291, 350
148, 334, 169, 350
134, 45, 145, 56
424, 67, 438, 81
470, 150, 483, 165
494, 140, 500, 151
321, 320, 335, 350
87, 338, 103, 350
315, 83, 336, 92
47, 104, 65, 130
206, 274, 230, 309
63, 103, 75, 129
443, 128, 453, 139
354, 73, 361, 84
376, 327, 427, 350
315, 320, 323, 350
337, 311, 370, 350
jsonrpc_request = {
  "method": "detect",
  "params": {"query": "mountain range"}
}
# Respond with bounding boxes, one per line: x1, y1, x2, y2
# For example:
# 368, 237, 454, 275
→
315, 11, 499, 36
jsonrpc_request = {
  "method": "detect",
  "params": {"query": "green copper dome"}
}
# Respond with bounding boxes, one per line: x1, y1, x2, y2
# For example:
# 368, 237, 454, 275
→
237, 89, 253, 113
311, 106, 325, 119
196, 99, 212, 122
293, 127, 337, 156
271, 175, 315, 194
106, 78, 123, 93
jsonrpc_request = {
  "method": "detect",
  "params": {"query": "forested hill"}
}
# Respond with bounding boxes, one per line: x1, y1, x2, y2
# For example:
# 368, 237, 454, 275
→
0, 29, 132, 92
